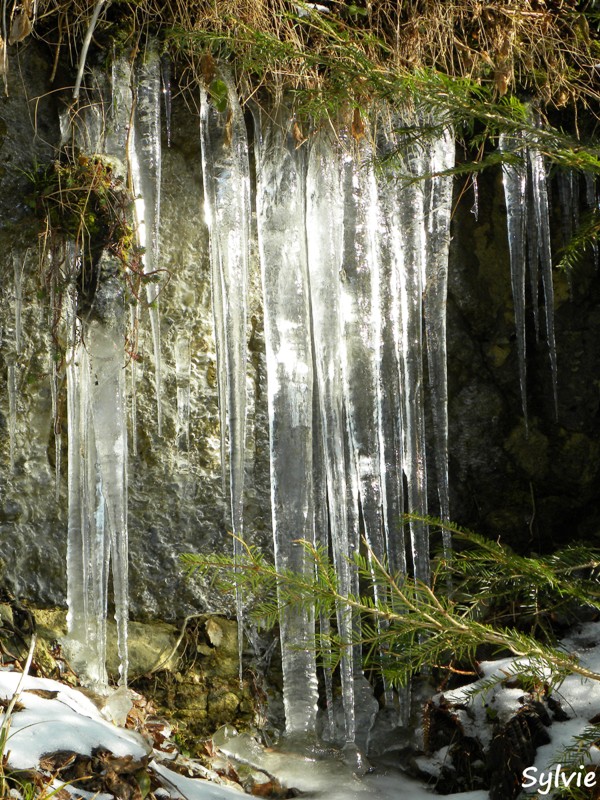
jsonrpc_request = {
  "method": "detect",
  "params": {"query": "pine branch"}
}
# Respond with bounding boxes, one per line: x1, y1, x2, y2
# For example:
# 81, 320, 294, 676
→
182, 524, 600, 688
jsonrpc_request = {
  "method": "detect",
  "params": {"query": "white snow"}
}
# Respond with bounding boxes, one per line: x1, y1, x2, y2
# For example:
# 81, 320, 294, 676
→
0, 671, 149, 771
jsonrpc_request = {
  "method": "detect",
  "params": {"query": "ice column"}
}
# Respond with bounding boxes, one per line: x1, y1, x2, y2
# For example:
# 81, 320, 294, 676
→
255, 109, 319, 735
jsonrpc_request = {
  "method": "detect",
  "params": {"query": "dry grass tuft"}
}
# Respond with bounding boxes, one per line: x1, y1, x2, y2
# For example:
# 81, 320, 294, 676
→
4, 0, 599, 119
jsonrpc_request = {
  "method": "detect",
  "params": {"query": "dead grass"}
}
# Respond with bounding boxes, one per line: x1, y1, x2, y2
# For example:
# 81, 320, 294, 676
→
8, 0, 600, 119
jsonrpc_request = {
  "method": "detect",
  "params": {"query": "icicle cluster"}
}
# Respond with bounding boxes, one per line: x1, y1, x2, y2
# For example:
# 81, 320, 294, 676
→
500, 129, 559, 428
205, 101, 456, 743
62, 60, 135, 691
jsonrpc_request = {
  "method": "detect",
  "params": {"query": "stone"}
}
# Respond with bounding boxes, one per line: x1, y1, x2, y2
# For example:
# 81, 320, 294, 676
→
105, 621, 179, 679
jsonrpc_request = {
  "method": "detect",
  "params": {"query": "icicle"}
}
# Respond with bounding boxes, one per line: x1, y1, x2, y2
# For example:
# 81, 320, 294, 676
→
255, 108, 319, 736
306, 129, 356, 742
526, 179, 540, 343
585, 172, 599, 269
160, 54, 172, 148
50, 338, 62, 500
54, 431, 62, 502
107, 54, 133, 163
88, 315, 129, 686
500, 133, 528, 431
379, 112, 430, 583
175, 336, 191, 453
529, 146, 559, 419
129, 305, 139, 458
312, 406, 335, 740
374, 120, 407, 583
64, 240, 129, 691
8, 363, 16, 473
65, 289, 110, 690
132, 45, 163, 436
337, 127, 394, 721
200, 71, 250, 682
424, 123, 455, 555
557, 169, 580, 247
13, 253, 22, 356
471, 173, 479, 220
585, 172, 597, 209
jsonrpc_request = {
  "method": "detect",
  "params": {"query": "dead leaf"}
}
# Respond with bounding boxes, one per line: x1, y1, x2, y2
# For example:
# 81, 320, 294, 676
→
0, 697, 25, 712
25, 689, 59, 699
38, 751, 76, 773
9, 11, 32, 45
351, 107, 365, 141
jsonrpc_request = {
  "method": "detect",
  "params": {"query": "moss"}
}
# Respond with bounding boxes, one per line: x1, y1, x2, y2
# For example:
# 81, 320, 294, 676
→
504, 421, 549, 481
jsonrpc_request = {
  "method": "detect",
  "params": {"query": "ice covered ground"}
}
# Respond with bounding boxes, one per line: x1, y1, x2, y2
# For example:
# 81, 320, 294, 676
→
4, 622, 600, 799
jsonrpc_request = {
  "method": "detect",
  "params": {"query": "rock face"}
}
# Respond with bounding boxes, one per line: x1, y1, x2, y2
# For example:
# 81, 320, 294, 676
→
1, 43, 600, 622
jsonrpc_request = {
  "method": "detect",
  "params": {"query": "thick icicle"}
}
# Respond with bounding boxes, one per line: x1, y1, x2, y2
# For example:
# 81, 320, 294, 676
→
65, 292, 110, 690
61, 204, 129, 689
529, 146, 559, 418
255, 109, 319, 735
500, 133, 529, 430
132, 45, 164, 436
88, 312, 129, 686
375, 110, 431, 580
339, 131, 386, 572
200, 73, 250, 678
338, 127, 393, 721
424, 123, 455, 553
306, 129, 357, 743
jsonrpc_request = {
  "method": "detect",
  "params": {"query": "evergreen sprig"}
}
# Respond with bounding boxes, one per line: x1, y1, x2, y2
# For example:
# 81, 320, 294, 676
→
182, 518, 600, 689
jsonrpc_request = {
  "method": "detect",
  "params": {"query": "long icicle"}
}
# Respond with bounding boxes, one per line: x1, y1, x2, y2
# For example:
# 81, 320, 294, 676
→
200, 72, 250, 680
529, 145, 559, 419
424, 122, 455, 554
388, 113, 430, 584
338, 125, 393, 723
306, 127, 357, 743
255, 107, 319, 735
132, 44, 164, 436
500, 132, 529, 431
